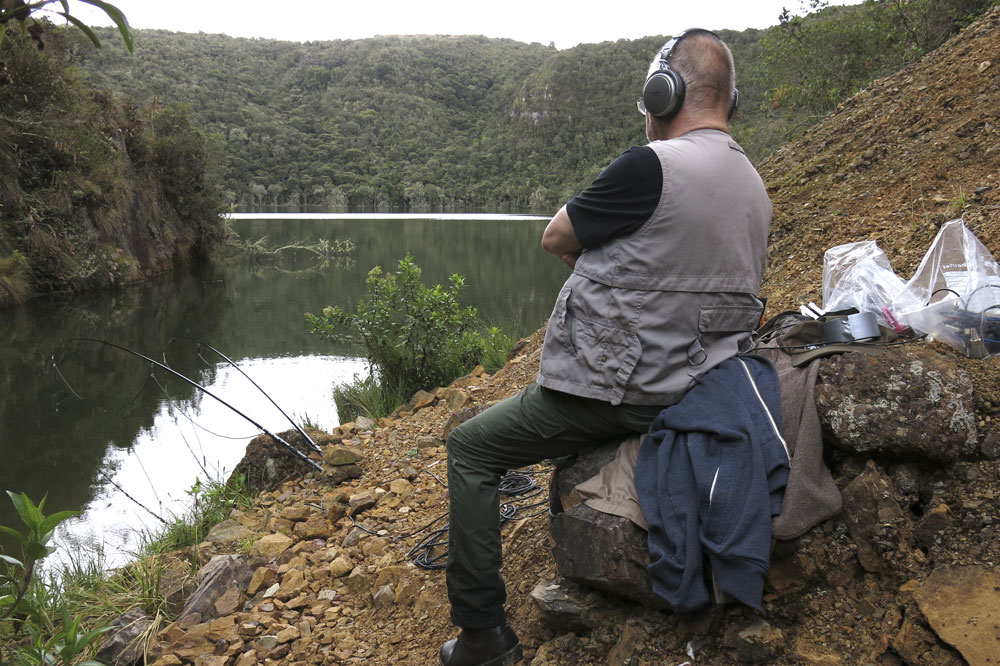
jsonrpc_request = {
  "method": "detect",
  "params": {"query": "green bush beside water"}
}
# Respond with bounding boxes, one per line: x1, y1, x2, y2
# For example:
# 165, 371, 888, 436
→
307, 255, 516, 421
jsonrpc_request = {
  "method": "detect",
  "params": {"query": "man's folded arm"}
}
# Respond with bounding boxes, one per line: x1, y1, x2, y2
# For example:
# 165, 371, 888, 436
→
541, 205, 583, 268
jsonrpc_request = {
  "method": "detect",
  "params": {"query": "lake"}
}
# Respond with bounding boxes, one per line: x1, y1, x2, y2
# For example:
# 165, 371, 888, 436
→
0, 213, 567, 567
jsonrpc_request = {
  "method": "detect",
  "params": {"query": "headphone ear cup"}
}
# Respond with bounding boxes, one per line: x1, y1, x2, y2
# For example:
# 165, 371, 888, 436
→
642, 69, 686, 118
728, 88, 741, 122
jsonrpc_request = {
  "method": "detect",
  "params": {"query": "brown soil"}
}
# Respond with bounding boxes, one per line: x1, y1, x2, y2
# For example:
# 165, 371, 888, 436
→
148, 7, 1000, 666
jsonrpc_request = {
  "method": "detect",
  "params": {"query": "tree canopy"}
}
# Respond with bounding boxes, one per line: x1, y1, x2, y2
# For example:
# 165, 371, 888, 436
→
61, 0, 1000, 212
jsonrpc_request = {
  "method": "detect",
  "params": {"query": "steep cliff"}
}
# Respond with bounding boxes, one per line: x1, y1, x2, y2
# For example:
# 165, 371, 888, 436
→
0, 25, 224, 307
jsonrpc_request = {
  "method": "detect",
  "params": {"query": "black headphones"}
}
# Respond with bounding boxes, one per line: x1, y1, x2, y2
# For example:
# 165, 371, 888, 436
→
641, 29, 741, 121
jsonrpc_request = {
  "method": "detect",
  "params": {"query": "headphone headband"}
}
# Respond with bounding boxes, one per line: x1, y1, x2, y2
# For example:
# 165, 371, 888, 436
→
646, 31, 685, 81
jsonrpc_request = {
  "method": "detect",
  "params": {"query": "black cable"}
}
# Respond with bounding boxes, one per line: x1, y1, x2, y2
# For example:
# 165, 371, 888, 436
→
421, 468, 448, 487
930, 286, 964, 302
408, 526, 450, 569
498, 470, 537, 496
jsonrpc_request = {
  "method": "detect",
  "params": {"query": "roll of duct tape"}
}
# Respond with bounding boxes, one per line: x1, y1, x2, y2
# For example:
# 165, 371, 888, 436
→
821, 312, 880, 343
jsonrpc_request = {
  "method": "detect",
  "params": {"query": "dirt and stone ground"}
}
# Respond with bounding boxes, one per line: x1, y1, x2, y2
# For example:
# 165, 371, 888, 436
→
141, 7, 1000, 666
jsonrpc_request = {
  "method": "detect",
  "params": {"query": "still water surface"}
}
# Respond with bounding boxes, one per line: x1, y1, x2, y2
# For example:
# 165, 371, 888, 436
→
0, 213, 565, 567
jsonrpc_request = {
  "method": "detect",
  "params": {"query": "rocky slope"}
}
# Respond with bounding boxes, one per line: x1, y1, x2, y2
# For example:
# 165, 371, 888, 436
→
757, 3, 1000, 422
127, 6, 1000, 666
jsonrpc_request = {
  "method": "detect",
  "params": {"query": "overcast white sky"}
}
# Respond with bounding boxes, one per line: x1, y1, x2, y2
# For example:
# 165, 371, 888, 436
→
62, 0, 863, 49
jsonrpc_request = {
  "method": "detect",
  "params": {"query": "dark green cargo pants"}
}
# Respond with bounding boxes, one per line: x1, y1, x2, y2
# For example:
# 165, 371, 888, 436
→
445, 383, 664, 628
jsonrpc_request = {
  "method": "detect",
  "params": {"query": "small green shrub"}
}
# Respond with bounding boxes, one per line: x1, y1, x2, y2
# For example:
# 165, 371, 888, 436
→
14, 607, 109, 666
307, 255, 513, 407
480, 325, 516, 374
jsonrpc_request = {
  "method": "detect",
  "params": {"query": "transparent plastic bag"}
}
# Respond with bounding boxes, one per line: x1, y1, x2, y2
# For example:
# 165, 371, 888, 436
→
891, 218, 1000, 359
822, 240, 913, 330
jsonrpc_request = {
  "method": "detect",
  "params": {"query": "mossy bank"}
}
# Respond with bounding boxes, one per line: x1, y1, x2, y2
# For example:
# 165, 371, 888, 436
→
0, 24, 225, 308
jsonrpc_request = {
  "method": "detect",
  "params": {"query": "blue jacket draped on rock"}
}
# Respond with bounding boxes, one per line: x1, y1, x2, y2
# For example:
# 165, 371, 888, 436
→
635, 353, 788, 613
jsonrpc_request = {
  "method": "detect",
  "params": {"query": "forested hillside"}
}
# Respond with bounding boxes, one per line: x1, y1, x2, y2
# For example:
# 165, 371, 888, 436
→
73, 0, 993, 212
76, 32, 563, 210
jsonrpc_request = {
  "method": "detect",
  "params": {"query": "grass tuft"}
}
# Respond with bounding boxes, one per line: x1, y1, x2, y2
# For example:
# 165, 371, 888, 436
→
333, 373, 410, 422
0, 251, 32, 305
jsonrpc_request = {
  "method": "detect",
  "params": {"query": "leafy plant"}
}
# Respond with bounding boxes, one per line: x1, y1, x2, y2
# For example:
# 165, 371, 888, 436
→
480, 325, 516, 374
0, 0, 133, 52
307, 255, 503, 401
0, 491, 109, 666
14, 607, 109, 666
0, 491, 76, 622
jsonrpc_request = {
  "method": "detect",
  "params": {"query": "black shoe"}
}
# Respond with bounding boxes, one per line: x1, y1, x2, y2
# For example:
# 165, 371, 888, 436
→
439, 624, 522, 666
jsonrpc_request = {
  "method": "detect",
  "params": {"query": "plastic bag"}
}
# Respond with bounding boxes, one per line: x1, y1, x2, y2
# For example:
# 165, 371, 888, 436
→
891, 218, 1000, 359
822, 240, 914, 330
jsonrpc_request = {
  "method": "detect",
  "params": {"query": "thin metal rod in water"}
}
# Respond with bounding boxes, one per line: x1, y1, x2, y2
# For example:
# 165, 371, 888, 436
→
182, 338, 321, 453
63, 338, 322, 472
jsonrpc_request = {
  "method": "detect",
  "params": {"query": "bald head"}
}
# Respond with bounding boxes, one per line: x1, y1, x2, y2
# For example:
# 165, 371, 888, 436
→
668, 29, 736, 116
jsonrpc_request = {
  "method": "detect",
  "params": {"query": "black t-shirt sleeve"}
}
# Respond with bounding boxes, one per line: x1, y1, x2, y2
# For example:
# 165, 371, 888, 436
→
565, 145, 662, 249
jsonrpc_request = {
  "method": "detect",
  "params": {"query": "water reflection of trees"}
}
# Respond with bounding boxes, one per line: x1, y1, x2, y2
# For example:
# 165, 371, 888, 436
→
0, 262, 229, 531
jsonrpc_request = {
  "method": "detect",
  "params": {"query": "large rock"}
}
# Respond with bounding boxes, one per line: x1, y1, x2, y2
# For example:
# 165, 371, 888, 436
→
722, 618, 785, 665
203, 519, 253, 547
549, 503, 663, 609
549, 442, 619, 514
180, 554, 255, 620
914, 565, 1000, 666
250, 533, 293, 560
529, 578, 603, 634
232, 430, 321, 493
548, 443, 662, 607
816, 346, 979, 461
891, 604, 965, 666
96, 606, 154, 666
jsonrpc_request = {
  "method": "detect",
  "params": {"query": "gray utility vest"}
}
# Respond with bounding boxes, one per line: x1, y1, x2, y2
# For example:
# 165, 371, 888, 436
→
537, 130, 772, 406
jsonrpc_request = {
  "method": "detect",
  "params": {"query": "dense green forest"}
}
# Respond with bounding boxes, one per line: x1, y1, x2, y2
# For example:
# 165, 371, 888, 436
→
71, 0, 993, 212
0, 22, 224, 306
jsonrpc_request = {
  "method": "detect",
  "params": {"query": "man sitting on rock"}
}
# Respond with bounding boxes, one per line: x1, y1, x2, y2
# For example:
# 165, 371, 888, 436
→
439, 29, 772, 666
